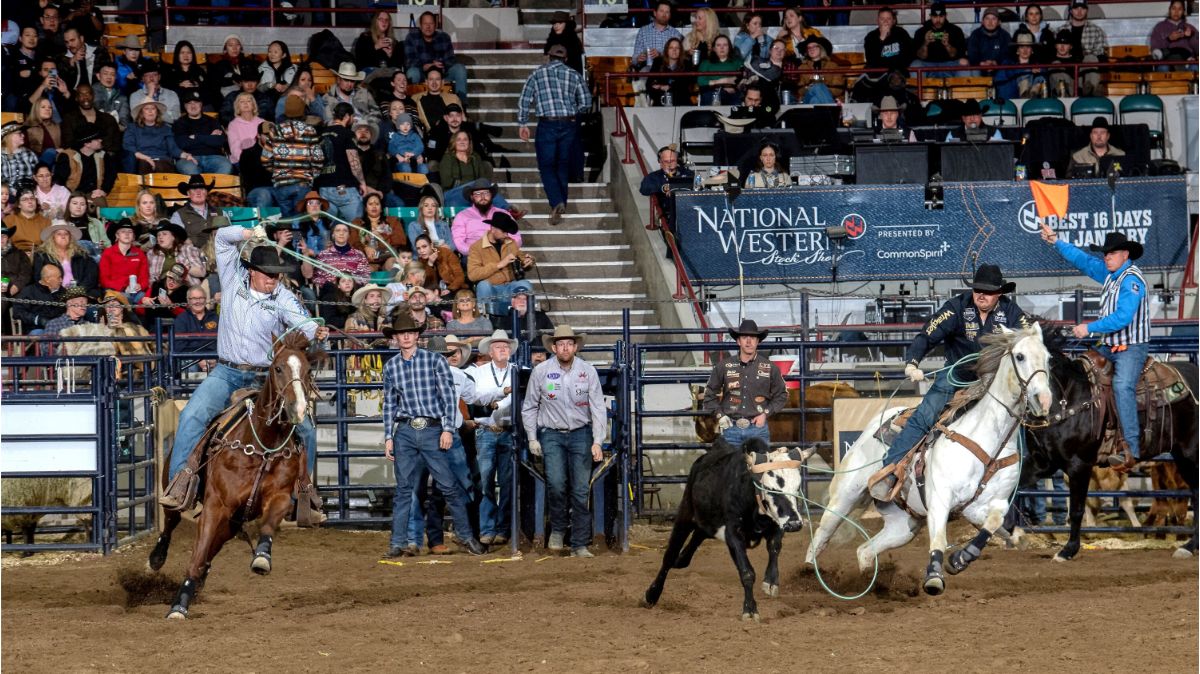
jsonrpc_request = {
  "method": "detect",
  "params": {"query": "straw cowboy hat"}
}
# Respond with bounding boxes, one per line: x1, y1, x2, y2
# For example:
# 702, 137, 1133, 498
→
132, 99, 168, 122
351, 283, 392, 308
478, 328, 517, 353
728, 318, 768, 341
442, 334, 473, 366
335, 62, 365, 82
114, 35, 144, 50
382, 311, 424, 337
542, 325, 586, 353
40, 220, 83, 242
1089, 232, 1143, 260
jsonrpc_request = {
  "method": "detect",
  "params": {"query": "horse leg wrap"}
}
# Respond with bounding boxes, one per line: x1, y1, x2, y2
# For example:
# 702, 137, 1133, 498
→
255, 535, 273, 559
923, 550, 946, 596
251, 535, 273, 574
166, 577, 198, 619
947, 529, 993, 575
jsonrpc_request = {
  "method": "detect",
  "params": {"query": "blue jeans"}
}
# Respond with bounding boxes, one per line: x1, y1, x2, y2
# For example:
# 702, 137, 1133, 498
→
169, 363, 317, 480
540, 427, 594, 549
389, 423, 473, 549
406, 63, 469, 103
720, 422, 771, 448
177, 154, 234, 176
443, 188, 513, 212
246, 186, 274, 210
408, 432, 472, 547
270, 184, 311, 215
318, 185, 364, 223
802, 82, 836, 105
534, 119, 575, 209
475, 427, 514, 539
475, 279, 533, 316
910, 59, 972, 79
394, 159, 429, 175
1098, 343, 1149, 458
882, 370, 956, 466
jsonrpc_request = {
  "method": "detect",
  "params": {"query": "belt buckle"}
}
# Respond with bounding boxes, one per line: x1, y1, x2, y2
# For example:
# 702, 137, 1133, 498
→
410, 417, 429, 430
735, 418, 751, 429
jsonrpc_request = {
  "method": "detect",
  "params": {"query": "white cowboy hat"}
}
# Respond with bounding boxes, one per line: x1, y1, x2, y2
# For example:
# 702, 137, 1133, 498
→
351, 283, 392, 308
40, 220, 83, 243
335, 62, 364, 82
132, 99, 168, 122
442, 334, 473, 367
478, 328, 517, 354
542, 325, 586, 353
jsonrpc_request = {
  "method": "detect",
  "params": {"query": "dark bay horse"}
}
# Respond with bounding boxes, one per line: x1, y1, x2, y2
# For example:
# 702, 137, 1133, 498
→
148, 333, 323, 619
1018, 335, 1198, 560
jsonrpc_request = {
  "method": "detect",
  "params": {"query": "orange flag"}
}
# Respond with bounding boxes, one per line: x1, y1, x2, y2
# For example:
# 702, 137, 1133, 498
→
1030, 181, 1069, 222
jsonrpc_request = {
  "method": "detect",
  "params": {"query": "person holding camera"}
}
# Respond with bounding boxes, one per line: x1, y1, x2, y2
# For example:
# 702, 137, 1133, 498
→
466, 211, 533, 316
911, 2, 970, 77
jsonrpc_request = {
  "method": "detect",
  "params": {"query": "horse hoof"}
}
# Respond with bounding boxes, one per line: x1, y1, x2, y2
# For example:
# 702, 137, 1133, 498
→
165, 608, 187, 620
251, 554, 272, 575
923, 576, 945, 596
1051, 553, 1070, 563
761, 582, 779, 598
741, 612, 761, 623
1172, 547, 1194, 560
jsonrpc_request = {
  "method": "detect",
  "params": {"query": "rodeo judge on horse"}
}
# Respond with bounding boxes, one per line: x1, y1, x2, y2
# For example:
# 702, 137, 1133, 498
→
160, 222, 330, 511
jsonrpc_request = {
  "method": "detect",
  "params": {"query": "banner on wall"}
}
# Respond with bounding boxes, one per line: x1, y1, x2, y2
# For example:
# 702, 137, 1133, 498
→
832, 397, 923, 468
672, 177, 1190, 284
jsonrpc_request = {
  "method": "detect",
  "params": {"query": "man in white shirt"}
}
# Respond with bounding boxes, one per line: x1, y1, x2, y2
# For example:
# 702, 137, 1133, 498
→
465, 329, 517, 546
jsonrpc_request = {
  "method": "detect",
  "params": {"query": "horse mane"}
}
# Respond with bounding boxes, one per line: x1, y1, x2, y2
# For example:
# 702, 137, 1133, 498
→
963, 319, 1044, 398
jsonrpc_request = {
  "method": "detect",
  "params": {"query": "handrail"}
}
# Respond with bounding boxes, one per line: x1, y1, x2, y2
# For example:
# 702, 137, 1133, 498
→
609, 0, 1179, 22
612, 104, 710, 331
161, 1, 444, 30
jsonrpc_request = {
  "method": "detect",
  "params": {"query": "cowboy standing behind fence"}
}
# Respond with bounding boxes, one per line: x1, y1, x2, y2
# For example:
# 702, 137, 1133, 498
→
701, 319, 788, 447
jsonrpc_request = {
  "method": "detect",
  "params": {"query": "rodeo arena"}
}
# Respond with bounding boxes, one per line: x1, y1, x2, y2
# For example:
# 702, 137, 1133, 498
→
2, 0, 1200, 669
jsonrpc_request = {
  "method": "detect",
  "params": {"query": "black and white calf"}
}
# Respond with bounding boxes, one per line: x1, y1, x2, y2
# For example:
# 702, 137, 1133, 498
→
644, 437, 813, 621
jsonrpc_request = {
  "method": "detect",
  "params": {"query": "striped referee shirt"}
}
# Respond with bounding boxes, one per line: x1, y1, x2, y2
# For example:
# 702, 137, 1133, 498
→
1054, 239, 1150, 345
517, 60, 590, 126
381, 348, 457, 441
214, 226, 317, 367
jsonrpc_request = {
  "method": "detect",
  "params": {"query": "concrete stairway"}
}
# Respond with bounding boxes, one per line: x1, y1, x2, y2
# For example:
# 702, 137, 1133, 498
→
457, 47, 659, 346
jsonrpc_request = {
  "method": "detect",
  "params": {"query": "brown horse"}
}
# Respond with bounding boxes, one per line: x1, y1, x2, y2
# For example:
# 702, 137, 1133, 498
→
147, 332, 322, 619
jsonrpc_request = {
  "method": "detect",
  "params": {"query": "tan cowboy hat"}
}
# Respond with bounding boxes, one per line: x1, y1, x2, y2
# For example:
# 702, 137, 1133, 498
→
114, 35, 144, 50
715, 113, 759, 135
442, 334, 473, 366
542, 325, 586, 352
132, 99, 168, 122
478, 328, 517, 353
351, 283, 392, 308
335, 62, 364, 82
40, 220, 83, 242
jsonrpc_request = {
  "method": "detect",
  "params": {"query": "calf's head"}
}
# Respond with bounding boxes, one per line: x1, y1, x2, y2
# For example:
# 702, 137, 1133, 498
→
746, 446, 814, 533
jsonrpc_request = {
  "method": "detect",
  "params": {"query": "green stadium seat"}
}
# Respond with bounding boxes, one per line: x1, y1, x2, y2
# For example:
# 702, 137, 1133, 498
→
1118, 94, 1166, 158
97, 207, 136, 222
1020, 98, 1066, 124
1069, 96, 1116, 126
981, 98, 1019, 126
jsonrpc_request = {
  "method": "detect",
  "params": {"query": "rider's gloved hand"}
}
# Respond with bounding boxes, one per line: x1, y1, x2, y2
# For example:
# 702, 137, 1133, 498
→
250, 224, 269, 242
717, 415, 733, 431
905, 363, 925, 383
528, 440, 542, 457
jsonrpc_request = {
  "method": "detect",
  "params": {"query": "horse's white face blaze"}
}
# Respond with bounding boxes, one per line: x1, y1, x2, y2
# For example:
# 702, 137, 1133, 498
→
286, 355, 306, 423
758, 448, 805, 532
1012, 327, 1052, 416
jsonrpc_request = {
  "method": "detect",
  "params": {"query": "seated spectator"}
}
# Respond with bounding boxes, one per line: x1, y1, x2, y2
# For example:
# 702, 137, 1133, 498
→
32, 219, 98, 297
2, 123, 39, 186
273, 71, 327, 123
61, 85, 122, 158
425, 103, 498, 166
168, 176, 219, 249
62, 192, 106, 257
440, 132, 497, 209
28, 56, 73, 118
316, 102, 372, 222
1016, 5, 1055, 62
64, 1, 106, 45
172, 285, 218, 372
266, 219, 315, 300
1068, 117, 1124, 176
804, 0, 849, 28
258, 40, 297, 105
698, 35, 743, 106
3, 187, 50, 252
175, 90, 233, 175
130, 188, 164, 235
344, 282, 391, 332
744, 141, 791, 189
98, 218, 150, 301
209, 35, 258, 98
238, 127, 274, 210
261, 97, 325, 212
996, 33, 1046, 99
447, 288, 494, 344
318, 276, 357, 331
352, 121, 395, 206
639, 145, 694, 229
44, 285, 93, 341
227, 92, 264, 166
647, 38, 692, 106
1, 224, 33, 334
734, 12, 770, 65
221, 68, 274, 126
54, 124, 116, 208
414, 234, 466, 296
384, 261, 426, 315
967, 8, 1012, 70
406, 186, 455, 253
112, 35, 153, 96
912, 3, 970, 78
92, 63, 131, 129
321, 63, 380, 128
124, 101, 195, 174
466, 211, 534, 315
1065, 0, 1106, 96
795, 36, 844, 104
404, 11, 469, 102
401, 284, 444, 333
497, 288, 555, 364
355, 10, 407, 73
129, 63, 182, 125
25, 97, 62, 166
874, 96, 914, 141
163, 41, 215, 110
1047, 30, 1081, 97
451, 178, 523, 252
1150, 0, 1198, 67
313, 221, 371, 290
411, 68, 463, 132
744, 40, 791, 103
296, 190, 333, 253
14, 263, 66, 334
137, 262, 188, 329
146, 220, 205, 287
387, 112, 428, 174
31, 163, 69, 219
0, 182, 10, 219
352, 192, 408, 271
374, 71, 418, 114
545, 11, 585, 73
777, 7, 823, 60
98, 289, 144, 329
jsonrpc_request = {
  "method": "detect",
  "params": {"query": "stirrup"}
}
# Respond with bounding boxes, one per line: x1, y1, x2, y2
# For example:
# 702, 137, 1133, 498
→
868, 467, 899, 502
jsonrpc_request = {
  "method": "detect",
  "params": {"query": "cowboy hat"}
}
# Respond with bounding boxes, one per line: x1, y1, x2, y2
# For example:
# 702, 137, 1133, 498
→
351, 283, 392, 307
60, 286, 92, 303
542, 325, 586, 353
460, 177, 499, 202
243, 244, 298, 275
1, 121, 23, 139
442, 334, 473, 366
550, 10, 572, 23
483, 211, 519, 235
234, 67, 263, 82
101, 289, 132, 306
335, 62, 364, 82
382, 311, 425, 337
177, 174, 214, 194
1, 225, 15, 237
40, 220, 83, 243
295, 190, 329, 214
114, 35, 144, 50
352, 120, 379, 145
132, 99, 168, 121
876, 95, 903, 113
73, 124, 103, 147
547, 44, 569, 60
417, 182, 443, 206
965, 264, 1016, 293
729, 318, 768, 341
478, 328, 517, 353
714, 113, 760, 135
105, 218, 138, 242
1014, 32, 1036, 46
1088, 232, 1143, 260
1090, 115, 1110, 131
149, 219, 188, 242
799, 34, 834, 57
960, 98, 983, 116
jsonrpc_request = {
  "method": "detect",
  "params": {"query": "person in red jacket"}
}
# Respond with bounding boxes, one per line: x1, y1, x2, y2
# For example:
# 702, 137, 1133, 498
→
98, 218, 150, 302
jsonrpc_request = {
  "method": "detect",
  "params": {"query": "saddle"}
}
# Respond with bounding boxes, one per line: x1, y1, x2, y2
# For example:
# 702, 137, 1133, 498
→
1079, 352, 1193, 465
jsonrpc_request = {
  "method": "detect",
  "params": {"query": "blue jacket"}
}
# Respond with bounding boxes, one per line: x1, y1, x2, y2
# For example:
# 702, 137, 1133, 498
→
123, 123, 183, 160
387, 130, 426, 160
1054, 240, 1146, 334
172, 309, 218, 354
967, 26, 1012, 65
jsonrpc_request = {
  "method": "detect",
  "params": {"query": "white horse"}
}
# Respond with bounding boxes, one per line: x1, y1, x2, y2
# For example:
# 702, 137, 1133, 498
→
805, 324, 1052, 595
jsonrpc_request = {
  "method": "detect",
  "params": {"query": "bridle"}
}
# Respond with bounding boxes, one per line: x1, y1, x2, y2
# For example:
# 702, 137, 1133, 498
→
988, 339, 1050, 429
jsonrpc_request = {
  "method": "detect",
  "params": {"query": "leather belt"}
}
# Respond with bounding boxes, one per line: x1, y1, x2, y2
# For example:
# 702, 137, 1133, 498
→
542, 115, 576, 122
541, 427, 589, 433
398, 416, 439, 430
218, 359, 268, 373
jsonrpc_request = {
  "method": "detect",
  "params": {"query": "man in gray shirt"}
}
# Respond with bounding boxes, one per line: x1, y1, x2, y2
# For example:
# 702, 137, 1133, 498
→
522, 326, 607, 558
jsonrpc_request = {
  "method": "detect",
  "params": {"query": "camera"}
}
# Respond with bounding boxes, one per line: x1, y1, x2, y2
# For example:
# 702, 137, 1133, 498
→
510, 259, 526, 281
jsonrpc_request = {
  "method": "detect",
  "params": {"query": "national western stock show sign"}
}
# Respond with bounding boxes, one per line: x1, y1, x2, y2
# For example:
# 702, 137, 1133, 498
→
673, 177, 1189, 284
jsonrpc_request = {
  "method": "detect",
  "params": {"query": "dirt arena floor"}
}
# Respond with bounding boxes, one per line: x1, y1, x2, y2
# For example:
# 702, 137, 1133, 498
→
3, 520, 1196, 673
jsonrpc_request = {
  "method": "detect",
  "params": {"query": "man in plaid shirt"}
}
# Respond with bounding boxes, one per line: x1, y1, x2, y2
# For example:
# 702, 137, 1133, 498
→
1066, 0, 1107, 95
404, 11, 469, 104
631, 1, 683, 72
261, 96, 325, 216
517, 45, 590, 225
381, 311, 485, 558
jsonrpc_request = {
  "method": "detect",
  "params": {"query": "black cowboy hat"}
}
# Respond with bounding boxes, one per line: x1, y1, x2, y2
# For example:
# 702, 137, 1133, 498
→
966, 264, 1016, 293
1, 225, 14, 237
417, 182, 442, 206
243, 244, 297, 275
729, 318, 768, 341
73, 124, 103, 147
800, 34, 834, 57
1089, 232, 1143, 260
105, 218, 138, 242
483, 211, 519, 235
150, 219, 188, 242
177, 174, 215, 194
382, 311, 425, 337
460, 177, 498, 202
960, 98, 983, 116
234, 67, 263, 82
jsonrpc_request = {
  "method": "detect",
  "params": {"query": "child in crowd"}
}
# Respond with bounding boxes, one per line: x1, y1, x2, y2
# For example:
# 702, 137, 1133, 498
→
387, 113, 428, 175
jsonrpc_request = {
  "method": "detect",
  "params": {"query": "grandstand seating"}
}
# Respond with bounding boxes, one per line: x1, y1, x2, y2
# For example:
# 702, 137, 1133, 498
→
144, 173, 192, 207
1020, 98, 1067, 123
392, 172, 430, 187
1118, 93, 1167, 157
1070, 97, 1117, 125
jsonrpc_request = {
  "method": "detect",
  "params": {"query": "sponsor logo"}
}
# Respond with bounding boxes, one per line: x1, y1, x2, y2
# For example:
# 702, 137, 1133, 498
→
547, 373, 561, 380
1017, 200, 1041, 234
841, 213, 866, 240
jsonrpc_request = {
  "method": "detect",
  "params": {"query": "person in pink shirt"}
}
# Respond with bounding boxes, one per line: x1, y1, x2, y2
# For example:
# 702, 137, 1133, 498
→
451, 178, 522, 253
226, 92, 264, 166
